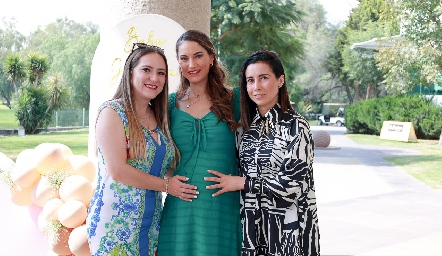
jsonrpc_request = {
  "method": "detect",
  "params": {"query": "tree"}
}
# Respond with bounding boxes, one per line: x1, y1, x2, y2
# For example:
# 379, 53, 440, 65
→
325, 0, 399, 103
26, 18, 99, 109
14, 86, 50, 133
50, 33, 99, 108
26, 52, 49, 87
376, 0, 442, 93
0, 18, 26, 52
210, 0, 304, 89
293, 0, 344, 109
3, 53, 26, 93
0, 68, 14, 108
30, 72, 69, 134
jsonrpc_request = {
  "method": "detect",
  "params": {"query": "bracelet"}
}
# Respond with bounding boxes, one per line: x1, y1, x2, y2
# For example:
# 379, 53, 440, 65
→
165, 177, 169, 194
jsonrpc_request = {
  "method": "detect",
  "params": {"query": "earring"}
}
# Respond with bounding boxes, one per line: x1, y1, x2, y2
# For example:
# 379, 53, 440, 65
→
210, 63, 213, 67
278, 84, 282, 88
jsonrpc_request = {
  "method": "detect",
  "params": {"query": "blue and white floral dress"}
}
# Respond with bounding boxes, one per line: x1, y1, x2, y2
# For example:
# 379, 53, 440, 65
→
87, 99, 174, 256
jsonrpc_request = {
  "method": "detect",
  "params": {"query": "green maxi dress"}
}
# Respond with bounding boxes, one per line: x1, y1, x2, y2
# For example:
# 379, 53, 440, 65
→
158, 90, 241, 256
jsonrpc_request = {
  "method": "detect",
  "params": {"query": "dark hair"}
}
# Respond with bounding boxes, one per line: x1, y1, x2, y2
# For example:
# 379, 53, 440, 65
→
239, 50, 292, 131
113, 45, 175, 160
175, 30, 239, 130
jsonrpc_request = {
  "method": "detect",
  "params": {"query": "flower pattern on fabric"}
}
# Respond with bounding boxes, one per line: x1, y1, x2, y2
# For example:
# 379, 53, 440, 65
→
86, 99, 174, 256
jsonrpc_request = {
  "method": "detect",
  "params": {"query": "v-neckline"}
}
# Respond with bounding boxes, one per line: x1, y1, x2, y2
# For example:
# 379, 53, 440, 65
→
142, 126, 161, 146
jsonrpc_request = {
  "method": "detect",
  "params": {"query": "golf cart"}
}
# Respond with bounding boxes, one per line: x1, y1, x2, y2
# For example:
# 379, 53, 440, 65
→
317, 104, 346, 126
317, 114, 345, 126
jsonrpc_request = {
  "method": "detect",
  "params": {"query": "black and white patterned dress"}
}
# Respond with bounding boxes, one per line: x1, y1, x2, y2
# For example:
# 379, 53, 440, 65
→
237, 103, 320, 256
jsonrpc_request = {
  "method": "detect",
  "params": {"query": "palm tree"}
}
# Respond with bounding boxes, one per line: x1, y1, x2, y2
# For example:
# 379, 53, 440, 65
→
4, 53, 26, 93
27, 52, 49, 87
31, 72, 68, 134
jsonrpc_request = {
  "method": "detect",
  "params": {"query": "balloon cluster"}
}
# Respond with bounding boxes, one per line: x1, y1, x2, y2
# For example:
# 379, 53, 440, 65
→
0, 143, 97, 256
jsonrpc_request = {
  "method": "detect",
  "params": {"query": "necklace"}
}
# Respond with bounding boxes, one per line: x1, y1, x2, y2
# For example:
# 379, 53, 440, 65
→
186, 89, 206, 108
137, 113, 157, 134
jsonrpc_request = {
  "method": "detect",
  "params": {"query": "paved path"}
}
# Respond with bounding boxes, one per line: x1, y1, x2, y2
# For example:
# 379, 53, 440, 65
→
1, 126, 441, 255
312, 126, 442, 256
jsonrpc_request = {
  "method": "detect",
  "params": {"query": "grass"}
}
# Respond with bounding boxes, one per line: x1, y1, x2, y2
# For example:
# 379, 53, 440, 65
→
346, 134, 442, 189
0, 128, 89, 161
1, 104, 440, 189
0, 104, 19, 129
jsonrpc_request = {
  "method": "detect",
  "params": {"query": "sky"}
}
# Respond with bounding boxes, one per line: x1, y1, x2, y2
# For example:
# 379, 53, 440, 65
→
1, 0, 358, 36
1, 0, 101, 36
318, 0, 359, 25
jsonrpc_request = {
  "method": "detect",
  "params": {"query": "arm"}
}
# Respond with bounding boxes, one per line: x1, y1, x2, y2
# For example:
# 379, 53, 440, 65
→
96, 107, 197, 201
245, 125, 314, 208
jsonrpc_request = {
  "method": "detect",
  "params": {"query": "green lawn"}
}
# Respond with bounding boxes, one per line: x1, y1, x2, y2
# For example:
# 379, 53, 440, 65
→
0, 104, 19, 129
1, 114, 440, 189
0, 128, 89, 161
346, 134, 442, 189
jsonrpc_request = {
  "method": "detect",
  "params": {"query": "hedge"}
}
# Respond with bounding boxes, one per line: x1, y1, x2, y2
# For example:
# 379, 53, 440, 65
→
345, 95, 442, 139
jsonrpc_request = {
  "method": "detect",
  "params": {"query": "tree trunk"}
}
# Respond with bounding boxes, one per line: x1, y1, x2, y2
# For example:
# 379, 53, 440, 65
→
344, 83, 353, 103
30, 106, 51, 134
354, 84, 360, 103
366, 83, 371, 99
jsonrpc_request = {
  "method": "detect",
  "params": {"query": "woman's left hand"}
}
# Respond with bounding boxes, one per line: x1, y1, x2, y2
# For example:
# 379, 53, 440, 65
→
204, 170, 245, 197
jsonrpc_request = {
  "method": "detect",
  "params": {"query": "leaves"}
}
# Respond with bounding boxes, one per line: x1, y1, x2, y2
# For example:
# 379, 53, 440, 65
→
211, 0, 304, 87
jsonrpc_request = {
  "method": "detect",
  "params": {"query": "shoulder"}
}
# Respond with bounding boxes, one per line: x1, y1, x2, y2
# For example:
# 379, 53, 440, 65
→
97, 99, 127, 123
281, 109, 310, 134
98, 99, 124, 112
168, 92, 177, 110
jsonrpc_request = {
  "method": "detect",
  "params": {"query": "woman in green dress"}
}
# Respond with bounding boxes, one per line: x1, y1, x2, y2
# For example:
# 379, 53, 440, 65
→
157, 30, 241, 256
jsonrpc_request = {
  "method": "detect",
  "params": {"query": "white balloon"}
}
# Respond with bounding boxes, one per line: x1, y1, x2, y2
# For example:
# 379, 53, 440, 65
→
0, 152, 15, 173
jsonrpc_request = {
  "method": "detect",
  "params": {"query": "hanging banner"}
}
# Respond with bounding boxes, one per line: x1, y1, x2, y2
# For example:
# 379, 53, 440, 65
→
380, 121, 417, 142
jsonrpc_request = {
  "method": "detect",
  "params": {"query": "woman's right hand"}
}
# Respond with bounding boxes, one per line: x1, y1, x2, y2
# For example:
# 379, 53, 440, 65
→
167, 175, 198, 202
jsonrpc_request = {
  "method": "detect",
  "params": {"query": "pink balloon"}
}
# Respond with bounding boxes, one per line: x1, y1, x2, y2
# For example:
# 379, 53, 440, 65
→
28, 203, 43, 227
0, 189, 50, 254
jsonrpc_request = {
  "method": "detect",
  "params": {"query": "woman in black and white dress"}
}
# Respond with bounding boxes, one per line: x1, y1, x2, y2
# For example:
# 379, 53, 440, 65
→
205, 50, 320, 256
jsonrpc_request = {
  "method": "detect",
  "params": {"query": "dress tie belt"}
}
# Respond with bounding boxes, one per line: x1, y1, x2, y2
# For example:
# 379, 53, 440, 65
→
190, 119, 207, 151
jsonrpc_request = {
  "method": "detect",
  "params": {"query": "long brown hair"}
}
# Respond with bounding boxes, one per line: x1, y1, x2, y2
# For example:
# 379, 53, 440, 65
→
175, 30, 239, 130
239, 50, 292, 131
113, 45, 176, 163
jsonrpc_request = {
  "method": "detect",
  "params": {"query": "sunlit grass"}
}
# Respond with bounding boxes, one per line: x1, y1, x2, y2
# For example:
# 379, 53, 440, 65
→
346, 134, 442, 189
0, 105, 19, 129
0, 128, 89, 161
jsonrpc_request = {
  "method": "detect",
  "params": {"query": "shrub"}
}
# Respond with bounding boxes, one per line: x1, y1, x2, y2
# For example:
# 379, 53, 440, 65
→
345, 94, 442, 139
14, 86, 52, 133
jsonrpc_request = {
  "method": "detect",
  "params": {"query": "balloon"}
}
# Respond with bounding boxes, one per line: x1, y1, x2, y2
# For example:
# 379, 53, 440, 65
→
28, 203, 43, 227
58, 200, 87, 229
49, 226, 73, 255
37, 212, 49, 233
68, 225, 91, 256
11, 162, 40, 189
62, 155, 97, 183
0, 152, 15, 172
10, 184, 33, 206
59, 175, 93, 206
31, 176, 60, 207
42, 198, 64, 221
33, 143, 66, 175
14, 149, 34, 167
53, 143, 74, 159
